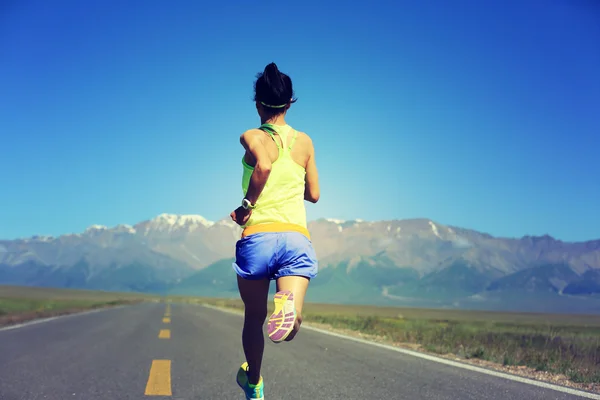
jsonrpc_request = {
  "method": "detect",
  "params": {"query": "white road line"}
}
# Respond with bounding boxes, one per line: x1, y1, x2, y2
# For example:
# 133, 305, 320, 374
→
0, 305, 128, 332
201, 303, 600, 400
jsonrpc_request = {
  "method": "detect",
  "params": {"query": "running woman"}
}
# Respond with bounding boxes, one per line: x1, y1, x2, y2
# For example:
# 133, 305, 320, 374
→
230, 62, 320, 400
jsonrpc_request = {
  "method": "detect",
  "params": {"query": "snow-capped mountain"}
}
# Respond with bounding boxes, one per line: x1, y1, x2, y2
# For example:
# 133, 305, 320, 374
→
0, 213, 241, 270
135, 214, 214, 234
311, 218, 600, 276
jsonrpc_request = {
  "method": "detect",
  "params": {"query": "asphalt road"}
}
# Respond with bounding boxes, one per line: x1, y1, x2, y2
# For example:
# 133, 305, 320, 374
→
0, 302, 598, 400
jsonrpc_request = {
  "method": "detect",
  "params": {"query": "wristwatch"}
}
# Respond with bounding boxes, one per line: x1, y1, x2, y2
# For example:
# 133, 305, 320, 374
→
241, 198, 256, 210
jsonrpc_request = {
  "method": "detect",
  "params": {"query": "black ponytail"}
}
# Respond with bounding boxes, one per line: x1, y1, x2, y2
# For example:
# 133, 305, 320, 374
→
253, 62, 297, 115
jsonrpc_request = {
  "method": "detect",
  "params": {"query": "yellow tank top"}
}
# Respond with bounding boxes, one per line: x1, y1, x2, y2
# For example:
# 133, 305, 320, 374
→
240, 123, 310, 239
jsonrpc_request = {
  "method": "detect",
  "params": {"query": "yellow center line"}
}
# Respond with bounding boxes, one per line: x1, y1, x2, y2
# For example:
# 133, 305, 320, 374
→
158, 329, 171, 339
163, 317, 170, 323
145, 359, 172, 396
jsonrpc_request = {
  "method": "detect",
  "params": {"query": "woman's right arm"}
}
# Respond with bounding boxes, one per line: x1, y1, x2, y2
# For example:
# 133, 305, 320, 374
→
304, 136, 320, 203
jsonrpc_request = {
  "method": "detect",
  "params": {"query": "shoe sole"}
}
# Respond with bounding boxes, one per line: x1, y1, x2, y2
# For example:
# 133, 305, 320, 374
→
236, 362, 249, 390
267, 290, 296, 343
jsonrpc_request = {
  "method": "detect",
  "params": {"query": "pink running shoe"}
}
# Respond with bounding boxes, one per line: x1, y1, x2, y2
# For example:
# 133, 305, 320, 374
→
267, 290, 296, 343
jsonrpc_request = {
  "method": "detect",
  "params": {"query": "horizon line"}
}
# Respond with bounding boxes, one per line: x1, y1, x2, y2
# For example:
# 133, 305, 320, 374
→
1, 213, 597, 243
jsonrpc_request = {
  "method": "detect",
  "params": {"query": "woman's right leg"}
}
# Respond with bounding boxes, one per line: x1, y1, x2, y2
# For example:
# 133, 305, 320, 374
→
275, 275, 310, 341
268, 232, 318, 343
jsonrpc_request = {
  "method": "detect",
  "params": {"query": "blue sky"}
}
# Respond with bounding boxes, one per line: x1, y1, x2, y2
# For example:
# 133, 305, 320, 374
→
1, 0, 598, 242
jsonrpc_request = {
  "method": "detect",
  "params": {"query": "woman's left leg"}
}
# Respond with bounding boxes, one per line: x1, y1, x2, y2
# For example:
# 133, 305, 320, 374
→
237, 275, 270, 384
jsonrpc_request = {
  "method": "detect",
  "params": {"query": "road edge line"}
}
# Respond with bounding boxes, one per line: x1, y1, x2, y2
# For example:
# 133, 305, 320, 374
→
200, 303, 600, 400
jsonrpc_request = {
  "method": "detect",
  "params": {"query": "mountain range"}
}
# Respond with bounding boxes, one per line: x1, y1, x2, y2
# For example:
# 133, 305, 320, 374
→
2, 213, 600, 314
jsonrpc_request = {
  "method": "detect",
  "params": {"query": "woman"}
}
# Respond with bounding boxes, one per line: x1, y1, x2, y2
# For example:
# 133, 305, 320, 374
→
229, 62, 320, 400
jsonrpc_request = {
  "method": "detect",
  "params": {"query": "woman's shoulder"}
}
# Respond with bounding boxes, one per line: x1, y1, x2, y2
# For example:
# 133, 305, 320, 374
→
290, 127, 312, 142
239, 128, 270, 145
294, 130, 314, 150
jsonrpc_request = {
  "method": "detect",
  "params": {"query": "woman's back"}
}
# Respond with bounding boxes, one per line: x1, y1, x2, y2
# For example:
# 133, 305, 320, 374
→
241, 123, 314, 230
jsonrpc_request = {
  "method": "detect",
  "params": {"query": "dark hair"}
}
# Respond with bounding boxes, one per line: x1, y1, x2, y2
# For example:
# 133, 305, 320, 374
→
253, 62, 297, 117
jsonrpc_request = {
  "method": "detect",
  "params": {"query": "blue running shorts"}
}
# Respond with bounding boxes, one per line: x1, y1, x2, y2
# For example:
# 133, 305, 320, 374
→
233, 231, 318, 281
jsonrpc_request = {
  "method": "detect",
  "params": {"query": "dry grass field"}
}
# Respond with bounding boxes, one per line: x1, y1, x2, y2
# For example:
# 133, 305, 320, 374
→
0, 285, 157, 327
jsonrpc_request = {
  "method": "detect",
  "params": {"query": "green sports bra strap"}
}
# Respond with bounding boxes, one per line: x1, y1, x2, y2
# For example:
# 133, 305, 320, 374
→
259, 124, 281, 149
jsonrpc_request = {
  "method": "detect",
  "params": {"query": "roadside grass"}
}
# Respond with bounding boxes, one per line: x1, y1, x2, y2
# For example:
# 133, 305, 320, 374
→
0, 285, 157, 327
306, 313, 600, 384
186, 296, 600, 385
